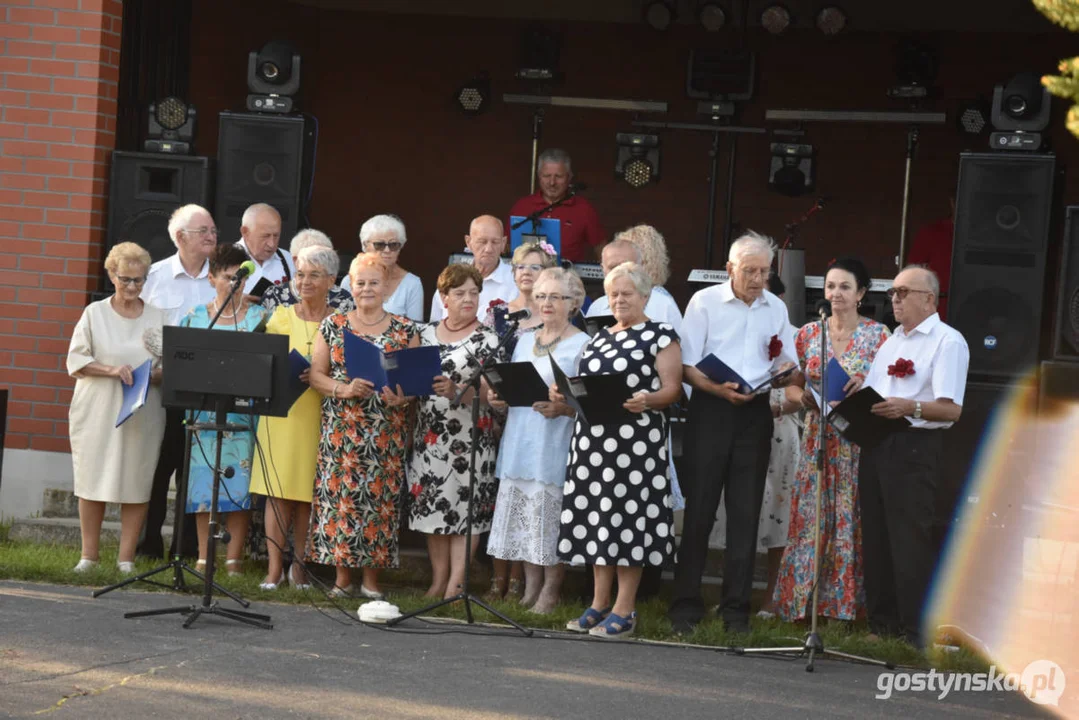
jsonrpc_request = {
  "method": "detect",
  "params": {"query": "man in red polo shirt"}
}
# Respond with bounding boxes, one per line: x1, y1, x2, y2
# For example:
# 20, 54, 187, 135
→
906, 196, 955, 321
508, 148, 605, 263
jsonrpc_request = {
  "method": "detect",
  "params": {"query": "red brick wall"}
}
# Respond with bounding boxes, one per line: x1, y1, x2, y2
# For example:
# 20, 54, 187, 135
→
0, 0, 122, 452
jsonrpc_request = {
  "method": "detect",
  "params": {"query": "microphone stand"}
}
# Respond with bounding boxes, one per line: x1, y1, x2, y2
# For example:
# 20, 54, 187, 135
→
387, 319, 532, 636
510, 190, 579, 235
735, 305, 890, 671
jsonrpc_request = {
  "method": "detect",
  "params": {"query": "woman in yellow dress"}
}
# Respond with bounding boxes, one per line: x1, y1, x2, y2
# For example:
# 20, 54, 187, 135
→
249, 246, 339, 590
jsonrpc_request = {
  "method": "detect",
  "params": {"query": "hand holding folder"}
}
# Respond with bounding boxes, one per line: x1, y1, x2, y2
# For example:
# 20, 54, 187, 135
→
549, 355, 632, 428
343, 332, 442, 397
482, 362, 550, 407
825, 387, 911, 448
115, 359, 152, 427
695, 354, 796, 395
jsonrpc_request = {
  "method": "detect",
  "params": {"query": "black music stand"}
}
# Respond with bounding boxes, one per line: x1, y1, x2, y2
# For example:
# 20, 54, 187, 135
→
387, 322, 532, 636
121, 325, 290, 629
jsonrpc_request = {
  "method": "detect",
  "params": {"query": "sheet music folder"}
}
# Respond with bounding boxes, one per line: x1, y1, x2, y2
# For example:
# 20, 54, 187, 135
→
115, 359, 152, 427
549, 355, 632, 427
482, 362, 550, 407
343, 332, 442, 397
695, 354, 795, 394
826, 387, 911, 448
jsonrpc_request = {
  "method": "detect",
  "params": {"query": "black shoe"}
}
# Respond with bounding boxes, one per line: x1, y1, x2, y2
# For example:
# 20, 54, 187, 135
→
667, 599, 704, 634
722, 613, 751, 636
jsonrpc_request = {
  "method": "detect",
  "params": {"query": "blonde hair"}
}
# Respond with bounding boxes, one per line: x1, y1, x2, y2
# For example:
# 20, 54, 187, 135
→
348, 251, 388, 281
105, 242, 151, 275
512, 241, 557, 268
616, 224, 669, 287
535, 267, 586, 316
603, 261, 653, 297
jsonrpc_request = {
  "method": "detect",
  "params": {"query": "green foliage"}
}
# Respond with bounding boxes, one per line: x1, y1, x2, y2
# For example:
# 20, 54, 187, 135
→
1034, 0, 1079, 139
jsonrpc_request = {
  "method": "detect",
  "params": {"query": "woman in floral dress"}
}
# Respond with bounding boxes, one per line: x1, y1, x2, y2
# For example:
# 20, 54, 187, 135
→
307, 252, 419, 598
773, 257, 890, 622
409, 264, 506, 599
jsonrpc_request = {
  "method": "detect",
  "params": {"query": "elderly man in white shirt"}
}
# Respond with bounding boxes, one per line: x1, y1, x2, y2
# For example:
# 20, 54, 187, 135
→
585, 235, 682, 332
860, 264, 969, 649
235, 203, 296, 296
135, 203, 218, 560
429, 214, 518, 322
668, 231, 799, 635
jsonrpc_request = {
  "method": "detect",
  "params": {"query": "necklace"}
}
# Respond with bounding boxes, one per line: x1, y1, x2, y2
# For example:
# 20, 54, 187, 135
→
353, 310, 388, 327
212, 298, 237, 320
533, 327, 565, 357
443, 317, 476, 333
297, 304, 328, 356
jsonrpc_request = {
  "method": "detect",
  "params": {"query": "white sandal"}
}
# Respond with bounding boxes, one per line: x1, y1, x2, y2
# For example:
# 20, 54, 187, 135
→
259, 570, 287, 591
72, 558, 98, 573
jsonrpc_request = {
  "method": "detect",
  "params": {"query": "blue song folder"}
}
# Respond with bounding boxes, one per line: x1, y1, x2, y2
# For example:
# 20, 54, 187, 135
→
343, 332, 442, 397
287, 350, 311, 410
824, 357, 850, 403
695, 354, 795, 394
115, 359, 152, 427
509, 215, 561, 259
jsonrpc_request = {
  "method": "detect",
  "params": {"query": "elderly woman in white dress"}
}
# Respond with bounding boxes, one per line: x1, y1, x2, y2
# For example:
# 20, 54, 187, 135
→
66, 242, 167, 574
347, 214, 424, 321
487, 268, 589, 613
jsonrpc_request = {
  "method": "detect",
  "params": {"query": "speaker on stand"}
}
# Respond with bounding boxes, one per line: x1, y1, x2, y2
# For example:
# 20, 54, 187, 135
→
1051, 206, 1079, 361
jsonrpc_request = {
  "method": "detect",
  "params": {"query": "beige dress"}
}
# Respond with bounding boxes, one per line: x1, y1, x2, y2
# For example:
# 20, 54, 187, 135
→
67, 298, 167, 503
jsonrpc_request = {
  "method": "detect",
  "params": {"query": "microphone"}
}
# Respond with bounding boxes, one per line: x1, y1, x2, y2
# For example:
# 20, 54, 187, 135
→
233, 260, 257, 285
815, 299, 832, 318
505, 308, 531, 323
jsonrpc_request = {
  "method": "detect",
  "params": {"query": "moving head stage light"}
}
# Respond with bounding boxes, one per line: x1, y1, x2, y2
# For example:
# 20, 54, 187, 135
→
247, 41, 302, 113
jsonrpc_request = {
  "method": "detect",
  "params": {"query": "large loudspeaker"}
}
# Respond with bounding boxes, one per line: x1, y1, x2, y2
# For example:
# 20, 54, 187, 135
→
950, 152, 1055, 380
1052, 206, 1079, 361
214, 111, 313, 244
107, 151, 213, 264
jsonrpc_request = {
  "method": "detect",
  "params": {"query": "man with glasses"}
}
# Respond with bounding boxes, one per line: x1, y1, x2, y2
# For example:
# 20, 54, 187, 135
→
429, 215, 518, 322
135, 204, 219, 560
669, 230, 800, 635
859, 264, 969, 649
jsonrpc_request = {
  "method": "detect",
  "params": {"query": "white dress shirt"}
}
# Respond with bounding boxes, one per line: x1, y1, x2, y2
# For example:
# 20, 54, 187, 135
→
140, 253, 215, 326
586, 285, 683, 334
865, 312, 970, 429
235, 239, 296, 294
680, 282, 797, 390
429, 259, 519, 322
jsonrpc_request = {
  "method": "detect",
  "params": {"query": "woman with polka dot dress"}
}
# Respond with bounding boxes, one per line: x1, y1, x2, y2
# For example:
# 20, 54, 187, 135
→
551, 262, 684, 638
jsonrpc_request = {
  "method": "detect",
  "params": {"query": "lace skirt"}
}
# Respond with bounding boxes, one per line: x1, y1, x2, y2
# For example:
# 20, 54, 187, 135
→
487, 477, 564, 566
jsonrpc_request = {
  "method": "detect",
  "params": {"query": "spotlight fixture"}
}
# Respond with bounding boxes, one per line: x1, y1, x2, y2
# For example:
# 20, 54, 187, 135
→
990, 72, 1051, 151
644, 0, 676, 31
760, 5, 791, 34
615, 133, 661, 188
247, 41, 302, 113
144, 96, 196, 154
698, 1, 726, 31
768, 142, 815, 197
956, 97, 991, 136
815, 6, 846, 35
456, 72, 491, 116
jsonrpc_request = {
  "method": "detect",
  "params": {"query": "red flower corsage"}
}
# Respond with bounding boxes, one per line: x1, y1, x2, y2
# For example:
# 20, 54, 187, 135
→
423, 429, 439, 446
410, 483, 422, 499
768, 334, 783, 360
476, 415, 492, 432
488, 299, 506, 309
888, 358, 916, 378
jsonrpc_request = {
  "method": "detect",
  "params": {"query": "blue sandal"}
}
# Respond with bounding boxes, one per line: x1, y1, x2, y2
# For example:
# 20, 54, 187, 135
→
589, 610, 637, 639
566, 606, 612, 633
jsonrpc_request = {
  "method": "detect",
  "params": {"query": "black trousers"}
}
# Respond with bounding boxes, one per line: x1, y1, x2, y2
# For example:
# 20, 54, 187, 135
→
136, 408, 198, 559
858, 428, 944, 647
671, 391, 772, 626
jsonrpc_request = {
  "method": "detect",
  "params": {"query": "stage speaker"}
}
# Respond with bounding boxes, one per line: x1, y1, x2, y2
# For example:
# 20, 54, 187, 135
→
214, 111, 314, 245
950, 152, 1055, 380
107, 151, 213, 264
1052, 206, 1079, 361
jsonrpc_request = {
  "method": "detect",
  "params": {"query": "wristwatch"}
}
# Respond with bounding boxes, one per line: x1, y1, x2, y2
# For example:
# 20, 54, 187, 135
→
913, 401, 923, 419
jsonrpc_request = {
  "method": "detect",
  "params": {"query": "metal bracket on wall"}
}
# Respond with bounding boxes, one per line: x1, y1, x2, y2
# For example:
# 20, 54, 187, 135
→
503, 94, 668, 113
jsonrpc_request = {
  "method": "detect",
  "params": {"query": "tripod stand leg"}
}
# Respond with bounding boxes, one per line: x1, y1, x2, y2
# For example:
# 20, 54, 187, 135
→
94, 563, 176, 598
125, 604, 198, 620
463, 595, 533, 636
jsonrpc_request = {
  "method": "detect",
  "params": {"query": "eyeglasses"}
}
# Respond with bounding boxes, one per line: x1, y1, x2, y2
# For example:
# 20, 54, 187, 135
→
514, 263, 545, 273
115, 275, 146, 286
183, 226, 218, 236
533, 293, 570, 303
885, 287, 932, 300
735, 267, 771, 280
370, 241, 402, 252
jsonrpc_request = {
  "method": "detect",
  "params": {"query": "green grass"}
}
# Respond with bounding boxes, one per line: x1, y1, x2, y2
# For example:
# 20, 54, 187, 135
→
0, 537, 989, 672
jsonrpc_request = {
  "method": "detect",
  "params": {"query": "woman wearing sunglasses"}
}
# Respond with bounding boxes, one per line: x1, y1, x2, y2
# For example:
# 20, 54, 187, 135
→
354, 214, 424, 321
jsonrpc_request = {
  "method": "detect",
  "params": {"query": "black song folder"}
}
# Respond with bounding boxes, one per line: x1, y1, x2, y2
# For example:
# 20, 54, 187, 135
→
826, 387, 911, 448
549, 355, 633, 428
482, 362, 550, 407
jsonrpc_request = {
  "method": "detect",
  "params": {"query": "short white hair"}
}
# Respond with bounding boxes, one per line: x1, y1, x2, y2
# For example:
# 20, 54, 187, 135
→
241, 203, 280, 229
297, 245, 339, 278
602, 238, 642, 264
359, 214, 407, 248
729, 230, 776, 265
290, 228, 332, 256
902, 263, 940, 299
167, 204, 210, 247
535, 267, 586, 316
603, 261, 653, 297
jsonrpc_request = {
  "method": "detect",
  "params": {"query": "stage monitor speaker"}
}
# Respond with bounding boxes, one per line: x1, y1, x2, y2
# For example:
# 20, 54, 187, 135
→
214, 111, 313, 245
950, 152, 1055, 380
1052, 206, 1079, 361
107, 151, 213, 264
